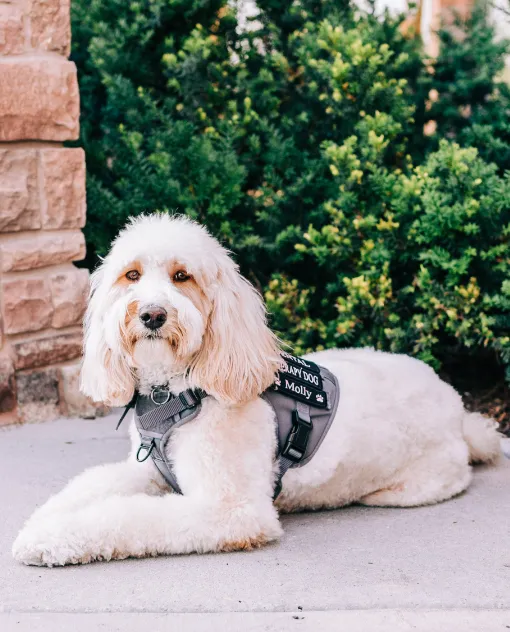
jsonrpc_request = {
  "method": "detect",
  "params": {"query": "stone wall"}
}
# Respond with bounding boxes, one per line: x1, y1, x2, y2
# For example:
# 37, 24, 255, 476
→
0, 0, 97, 424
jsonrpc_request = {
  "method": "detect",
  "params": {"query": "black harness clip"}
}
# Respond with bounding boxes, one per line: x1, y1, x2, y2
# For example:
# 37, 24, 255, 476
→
281, 410, 313, 463
179, 390, 199, 407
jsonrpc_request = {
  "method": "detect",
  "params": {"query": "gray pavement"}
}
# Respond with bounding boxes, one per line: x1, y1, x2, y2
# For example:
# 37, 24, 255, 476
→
1, 414, 509, 631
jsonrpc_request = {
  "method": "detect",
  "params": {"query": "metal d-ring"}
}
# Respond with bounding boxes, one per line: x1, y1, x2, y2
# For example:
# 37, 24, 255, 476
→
136, 439, 155, 462
150, 386, 171, 406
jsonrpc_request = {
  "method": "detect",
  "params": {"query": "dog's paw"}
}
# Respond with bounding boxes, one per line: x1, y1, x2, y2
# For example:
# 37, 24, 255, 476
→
12, 521, 96, 567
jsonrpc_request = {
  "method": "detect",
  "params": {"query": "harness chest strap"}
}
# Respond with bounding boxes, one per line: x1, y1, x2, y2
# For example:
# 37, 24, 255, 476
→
118, 387, 206, 495
272, 401, 313, 499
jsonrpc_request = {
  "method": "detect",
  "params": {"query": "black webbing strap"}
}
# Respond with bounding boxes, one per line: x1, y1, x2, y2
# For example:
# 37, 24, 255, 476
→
116, 391, 138, 431
273, 401, 312, 500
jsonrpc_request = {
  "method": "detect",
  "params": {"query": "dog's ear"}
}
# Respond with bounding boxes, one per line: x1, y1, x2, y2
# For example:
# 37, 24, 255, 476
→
80, 266, 135, 406
189, 261, 280, 405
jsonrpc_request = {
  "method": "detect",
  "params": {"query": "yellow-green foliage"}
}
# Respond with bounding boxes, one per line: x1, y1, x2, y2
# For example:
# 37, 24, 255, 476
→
267, 141, 510, 377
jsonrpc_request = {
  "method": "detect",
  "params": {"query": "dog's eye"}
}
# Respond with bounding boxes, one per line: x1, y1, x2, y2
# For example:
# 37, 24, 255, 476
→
125, 270, 141, 282
173, 270, 190, 283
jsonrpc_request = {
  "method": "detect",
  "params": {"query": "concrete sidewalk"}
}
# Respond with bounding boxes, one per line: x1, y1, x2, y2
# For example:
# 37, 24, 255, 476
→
1, 415, 509, 631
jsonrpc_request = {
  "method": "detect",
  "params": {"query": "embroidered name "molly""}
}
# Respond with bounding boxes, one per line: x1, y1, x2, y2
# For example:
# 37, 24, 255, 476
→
273, 375, 328, 409
285, 378, 312, 398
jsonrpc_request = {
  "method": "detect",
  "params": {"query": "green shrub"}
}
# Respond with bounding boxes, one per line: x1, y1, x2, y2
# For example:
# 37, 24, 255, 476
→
71, 0, 510, 382
267, 141, 510, 377
72, 0, 246, 259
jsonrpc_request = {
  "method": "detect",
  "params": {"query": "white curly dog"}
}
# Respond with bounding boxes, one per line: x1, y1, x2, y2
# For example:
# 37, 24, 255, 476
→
13, 214, 501, 566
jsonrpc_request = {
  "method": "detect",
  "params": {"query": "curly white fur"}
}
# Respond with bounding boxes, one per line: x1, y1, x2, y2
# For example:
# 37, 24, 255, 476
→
12, 214, 501, 566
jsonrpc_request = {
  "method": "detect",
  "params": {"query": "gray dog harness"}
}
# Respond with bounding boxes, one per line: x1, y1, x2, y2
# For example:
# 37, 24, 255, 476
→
118, 352, 339, 499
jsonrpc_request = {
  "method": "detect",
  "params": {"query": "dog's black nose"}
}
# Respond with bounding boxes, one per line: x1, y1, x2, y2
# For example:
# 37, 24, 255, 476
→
139, 306, 167, 330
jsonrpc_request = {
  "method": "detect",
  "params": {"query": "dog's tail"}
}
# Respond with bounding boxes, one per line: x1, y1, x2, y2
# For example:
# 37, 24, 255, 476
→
462, 411, 501, 464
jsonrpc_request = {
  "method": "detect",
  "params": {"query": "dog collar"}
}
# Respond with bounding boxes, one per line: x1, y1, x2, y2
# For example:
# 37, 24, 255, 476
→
116, 386, 206, 430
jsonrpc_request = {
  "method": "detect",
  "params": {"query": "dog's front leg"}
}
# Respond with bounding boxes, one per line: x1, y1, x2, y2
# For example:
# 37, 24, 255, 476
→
12, 493, 282, 566
17, 421, 166, 529
13, 455, 165, 551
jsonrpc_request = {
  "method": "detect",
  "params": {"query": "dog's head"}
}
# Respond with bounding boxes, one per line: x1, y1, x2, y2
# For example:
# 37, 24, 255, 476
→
80, 214, 280, 407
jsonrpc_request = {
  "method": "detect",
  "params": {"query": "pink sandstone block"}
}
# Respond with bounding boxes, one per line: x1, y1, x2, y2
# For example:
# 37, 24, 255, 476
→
0, 57, 79, 141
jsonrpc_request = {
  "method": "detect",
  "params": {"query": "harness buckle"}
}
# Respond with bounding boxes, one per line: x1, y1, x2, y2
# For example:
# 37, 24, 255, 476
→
136, 439, 155, 462
179, 390, 198, 407
281, 410, 313, 463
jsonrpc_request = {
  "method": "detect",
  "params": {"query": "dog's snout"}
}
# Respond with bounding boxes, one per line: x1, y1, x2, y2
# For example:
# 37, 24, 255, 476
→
139, 305, 167, 330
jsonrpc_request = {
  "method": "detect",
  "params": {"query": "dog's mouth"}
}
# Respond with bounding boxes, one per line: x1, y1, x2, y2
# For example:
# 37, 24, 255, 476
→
126, 329, 166, 349
126, 312, 191, 359
145, 331, 163, 340
136, 329, 178, 349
